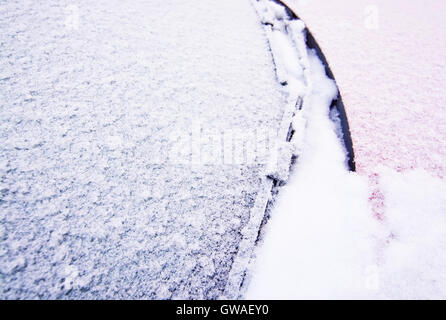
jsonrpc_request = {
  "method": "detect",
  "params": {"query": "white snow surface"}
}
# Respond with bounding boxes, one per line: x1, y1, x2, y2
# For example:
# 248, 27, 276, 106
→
376, 168, 446, 299
223, 0, 310, 298
0, 0, 290, 299
3, 0, 445, 300
248, 141, 446, 299
247, 0, 446, 300
246, 43, 380, 299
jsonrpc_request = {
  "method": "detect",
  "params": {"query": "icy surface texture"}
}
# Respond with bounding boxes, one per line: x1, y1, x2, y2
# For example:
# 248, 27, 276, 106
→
0, 0, 288, 299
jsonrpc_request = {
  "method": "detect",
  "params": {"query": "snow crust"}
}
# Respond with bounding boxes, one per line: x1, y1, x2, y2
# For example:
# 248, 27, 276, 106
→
0, 0, 288, 299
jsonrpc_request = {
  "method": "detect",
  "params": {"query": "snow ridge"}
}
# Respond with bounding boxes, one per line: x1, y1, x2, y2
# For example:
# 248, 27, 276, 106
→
225, 0, 336, 299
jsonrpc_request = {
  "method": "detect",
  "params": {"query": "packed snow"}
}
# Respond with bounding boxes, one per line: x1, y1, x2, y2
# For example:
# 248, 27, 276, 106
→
247, 140, 446, 299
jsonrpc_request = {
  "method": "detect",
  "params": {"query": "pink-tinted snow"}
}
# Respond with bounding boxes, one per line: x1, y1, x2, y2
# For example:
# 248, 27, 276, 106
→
248, 1, 446, 299
284, 0, 446, 178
